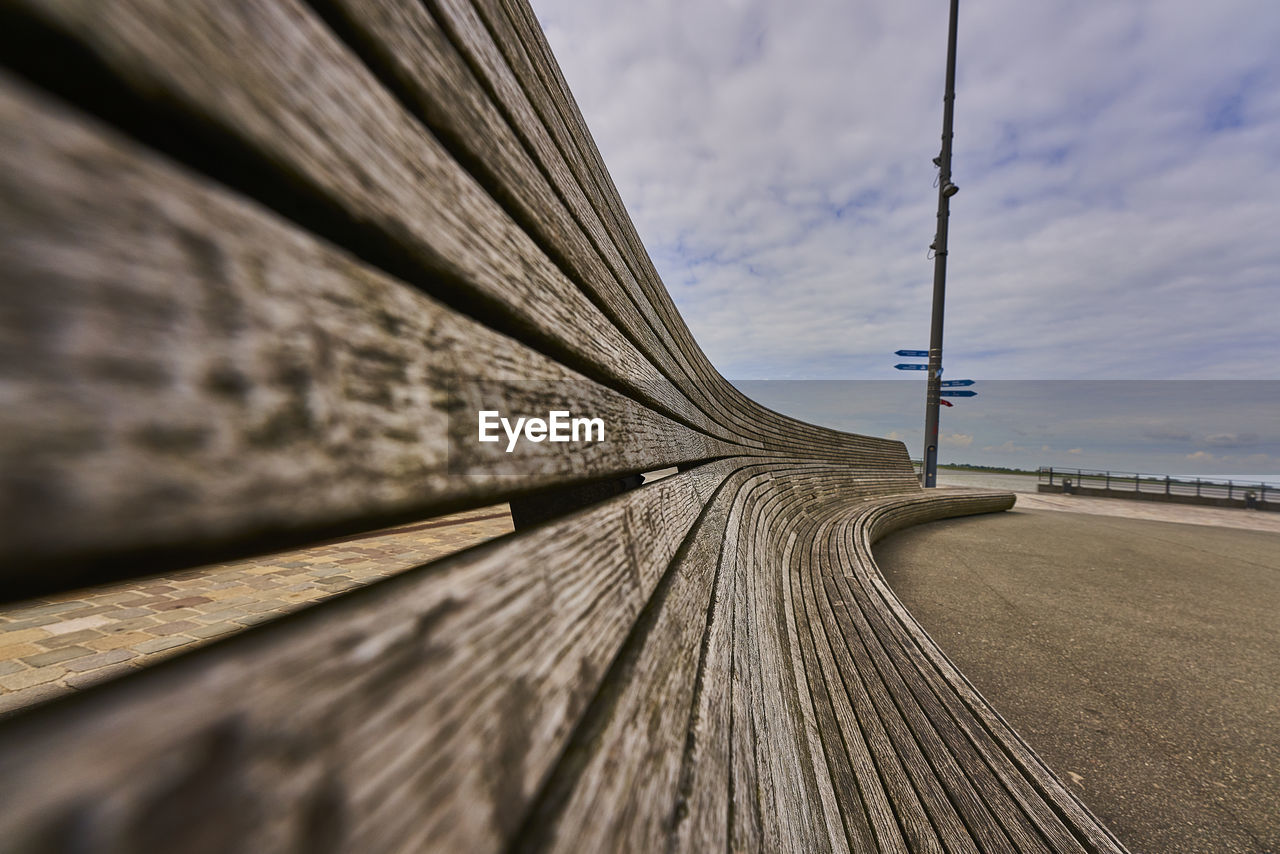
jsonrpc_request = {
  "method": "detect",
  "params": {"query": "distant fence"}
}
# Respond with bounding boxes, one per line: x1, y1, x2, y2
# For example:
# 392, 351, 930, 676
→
1039, 467, 1274, 506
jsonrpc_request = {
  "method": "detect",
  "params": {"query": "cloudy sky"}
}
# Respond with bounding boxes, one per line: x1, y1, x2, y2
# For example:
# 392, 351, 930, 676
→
530, 0, 1280, 475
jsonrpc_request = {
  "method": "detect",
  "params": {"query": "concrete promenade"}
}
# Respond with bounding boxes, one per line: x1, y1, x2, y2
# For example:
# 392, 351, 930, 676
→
877, 494, 1280, 853
0, 508, 513, 717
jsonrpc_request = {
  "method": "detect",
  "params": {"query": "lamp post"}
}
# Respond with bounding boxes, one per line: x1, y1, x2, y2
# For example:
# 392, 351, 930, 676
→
922, 0, 960, 488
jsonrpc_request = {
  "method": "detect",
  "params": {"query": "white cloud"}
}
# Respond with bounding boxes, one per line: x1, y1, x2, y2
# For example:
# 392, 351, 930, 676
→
1067, 448, 1083, 455
532, 0, 1280, 382
1203, 432, 1260, 447
942, 432, 974, 447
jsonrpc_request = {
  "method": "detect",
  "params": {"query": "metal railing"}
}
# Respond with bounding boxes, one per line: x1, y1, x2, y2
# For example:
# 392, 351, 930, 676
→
1039, 467, 1273, 503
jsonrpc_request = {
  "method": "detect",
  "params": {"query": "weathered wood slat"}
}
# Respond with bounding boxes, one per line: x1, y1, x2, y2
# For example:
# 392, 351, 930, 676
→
800, 490, 1047, 852
549, 472, 1121, 853
796, 511, 928, 852
808, 522, 993, 854
839, 493, 1115, 852
0, 76, 739, 591
0, 461, 734, 853
12, 0, 915, 465
515, 461, 741, 852
431, 0, 759, 442
435, 0, 915, 458
10, 0, 724, 437
779, 514, 860, 853
317, 0, 754, 450
478, 0, 734, 411
845, 537, 1076, 850
825, 504, 1039, 851
489, 0, 893, 458
740, 470, 850, 853
856, 496, 1129, 854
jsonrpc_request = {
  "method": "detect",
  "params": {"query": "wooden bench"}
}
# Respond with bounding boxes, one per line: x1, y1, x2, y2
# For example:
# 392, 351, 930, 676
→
0, 0, 1127, 850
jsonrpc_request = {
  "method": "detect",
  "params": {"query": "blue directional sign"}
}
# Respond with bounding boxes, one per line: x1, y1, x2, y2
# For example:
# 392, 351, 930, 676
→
894, 349, 928, 357
940, 389, 976, 397
894, 364, 941, 372
940, 379, 974, 387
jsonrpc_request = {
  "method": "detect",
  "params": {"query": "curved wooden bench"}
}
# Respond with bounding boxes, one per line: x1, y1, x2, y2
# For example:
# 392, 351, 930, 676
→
0, 0, 1126, 850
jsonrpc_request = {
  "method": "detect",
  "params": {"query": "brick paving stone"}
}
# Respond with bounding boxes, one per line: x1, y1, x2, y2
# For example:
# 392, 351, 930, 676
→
133, 636, 193, 655
232, 614, 278, 627
98, 617, 161, 634
0, 683, 65, 717
53, 605, 122, 620
36, 630, 103, 648
0, 666, 66, 691
154, 596, 213, 611
108, 607, 153, 620
0, 628, 52, 645
121, 596, 171, 608
0, 660, 25, 677
11, 602, 81, 618
0, 616, 63, 630
233, 600, 281, 614
63, 649, 135, 673
86, 631, 154, 651
192, 608, 253, 624
147, 620, 201, 637
0, 642, 44, 660
308, 565, 350, 577
185, 623, 240, 640
65, 662, 138, 689
44, 615, 112, 635
153, 609, 201, 623
20, 646, 93, 667
113, 595, 158, 606
89, 591, 148, 606
209, 595, 256, 607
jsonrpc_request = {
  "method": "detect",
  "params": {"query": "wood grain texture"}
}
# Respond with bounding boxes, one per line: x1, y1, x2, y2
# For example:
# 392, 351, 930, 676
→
495, 472, 1126, 853
316, 0, 749, 448
0, 463, 732, 854
0, 76, 735, 589
484, 0, 894, 457
11, 0, 723, 436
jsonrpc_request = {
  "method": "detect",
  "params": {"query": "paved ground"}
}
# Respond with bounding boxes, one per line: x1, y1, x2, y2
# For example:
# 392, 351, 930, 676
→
0, 507, 513, 717
876, 500, 1280, 854
1012, 490, 1280, 532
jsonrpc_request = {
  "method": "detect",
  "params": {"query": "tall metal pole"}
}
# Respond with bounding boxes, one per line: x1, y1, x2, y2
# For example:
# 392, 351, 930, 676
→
922, 0, 959, 488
